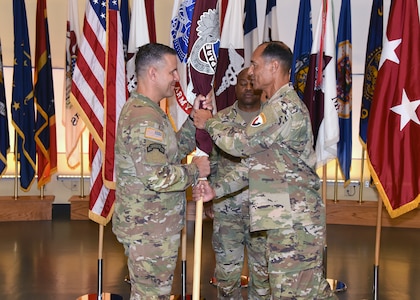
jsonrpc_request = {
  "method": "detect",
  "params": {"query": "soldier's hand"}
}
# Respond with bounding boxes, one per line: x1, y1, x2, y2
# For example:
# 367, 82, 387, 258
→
193, 109, 212, 129
192, 156, 210, 178
192, 180, 215, 203
204, 202, 214, 219
192, 93, 213, 111
190, 93, 213, 121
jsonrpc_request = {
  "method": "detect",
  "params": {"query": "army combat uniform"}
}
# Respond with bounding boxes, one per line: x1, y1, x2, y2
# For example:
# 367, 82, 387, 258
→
113, 92, 199, 300
206, 84, 337, 300
211, 101, 270, 300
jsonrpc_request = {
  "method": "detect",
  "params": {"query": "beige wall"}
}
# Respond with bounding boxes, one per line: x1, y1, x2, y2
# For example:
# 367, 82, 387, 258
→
0, 0, 404, 202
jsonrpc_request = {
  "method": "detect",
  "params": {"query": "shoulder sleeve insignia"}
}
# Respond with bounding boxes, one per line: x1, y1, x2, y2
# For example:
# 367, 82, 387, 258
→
144, 127, 164, 142
250, 113, 266, 127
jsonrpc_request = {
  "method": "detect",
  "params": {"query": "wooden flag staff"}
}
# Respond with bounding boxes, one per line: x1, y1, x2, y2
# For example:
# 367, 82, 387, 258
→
192, 191, 204, 300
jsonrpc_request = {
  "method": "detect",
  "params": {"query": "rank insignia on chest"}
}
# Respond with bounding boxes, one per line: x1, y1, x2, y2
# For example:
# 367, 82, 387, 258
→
251, 113, 266, 127
145, 127, 164, 141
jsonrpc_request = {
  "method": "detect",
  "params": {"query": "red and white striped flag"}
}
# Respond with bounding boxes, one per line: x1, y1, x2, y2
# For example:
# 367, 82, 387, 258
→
63, 0, 85, 169
70, 0, 126, 225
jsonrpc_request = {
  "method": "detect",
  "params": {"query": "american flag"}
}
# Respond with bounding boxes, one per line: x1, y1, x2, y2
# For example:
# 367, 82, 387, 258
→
70, 0, 126, 225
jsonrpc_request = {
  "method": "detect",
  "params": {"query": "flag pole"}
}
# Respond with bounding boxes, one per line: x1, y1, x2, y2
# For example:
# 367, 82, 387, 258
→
192, 187, 204, 300
13, 131, 18, 199
76, 224, 122, 300
359, 149, 365, 204
334, 160, 338, 203
373, 197, 382, 300
322, 165, 327, 279
181, 225, 188, 299
80, 134, 85, 198
97, 224, 105, 300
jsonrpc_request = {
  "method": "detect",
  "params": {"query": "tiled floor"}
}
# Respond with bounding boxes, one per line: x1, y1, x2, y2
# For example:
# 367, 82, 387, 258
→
0, 218, 418, 300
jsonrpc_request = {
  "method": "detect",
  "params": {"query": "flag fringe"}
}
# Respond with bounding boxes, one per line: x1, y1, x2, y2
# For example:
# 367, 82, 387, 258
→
89, 206, 114, 226
367, 155, 420, 219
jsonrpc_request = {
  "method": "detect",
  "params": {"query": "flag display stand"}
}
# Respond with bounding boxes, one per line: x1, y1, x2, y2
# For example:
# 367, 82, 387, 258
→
77, 225, 122, 300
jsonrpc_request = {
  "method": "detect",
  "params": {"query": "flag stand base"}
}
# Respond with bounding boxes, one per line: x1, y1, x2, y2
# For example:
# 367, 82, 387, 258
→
76, 293, 123, 300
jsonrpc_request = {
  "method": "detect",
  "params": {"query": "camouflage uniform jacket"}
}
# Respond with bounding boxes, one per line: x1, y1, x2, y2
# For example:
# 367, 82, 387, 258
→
113, 92, 199, 243
211, 101, 251, 201
206, 83, 323, 232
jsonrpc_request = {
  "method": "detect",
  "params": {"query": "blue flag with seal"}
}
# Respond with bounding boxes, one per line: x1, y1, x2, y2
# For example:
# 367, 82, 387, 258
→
0, 39, 9, 177
336, 0, 352, 185
359, 0, 383, 147
291, 0, 312, 100
11, 0, 36, 191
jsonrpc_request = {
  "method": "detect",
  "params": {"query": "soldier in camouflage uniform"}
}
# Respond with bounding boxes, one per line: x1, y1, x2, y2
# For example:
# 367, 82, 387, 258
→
193, 42, 337, 299
112, 43, 212, 300
209, 68, 270, 299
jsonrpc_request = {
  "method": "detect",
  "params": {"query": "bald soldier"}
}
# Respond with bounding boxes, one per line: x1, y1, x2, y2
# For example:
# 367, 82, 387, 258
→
193, 41, 337, 300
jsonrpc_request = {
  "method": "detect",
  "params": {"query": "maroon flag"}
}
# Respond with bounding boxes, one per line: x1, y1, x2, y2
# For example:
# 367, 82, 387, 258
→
187, 0, 220, 155
214, 0, 244, 111
145, 0, 156, 43
367, 0, 420, 218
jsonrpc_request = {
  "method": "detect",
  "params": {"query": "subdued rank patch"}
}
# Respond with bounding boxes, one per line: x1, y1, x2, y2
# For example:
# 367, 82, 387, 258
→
144, 127, 164, 141
250, 113, 266, 127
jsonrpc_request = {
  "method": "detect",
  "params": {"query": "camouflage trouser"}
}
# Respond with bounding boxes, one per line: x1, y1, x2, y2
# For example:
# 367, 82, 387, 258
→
213, 192, 270, 300
123, 233, 181, 300
266, 224, 338, 300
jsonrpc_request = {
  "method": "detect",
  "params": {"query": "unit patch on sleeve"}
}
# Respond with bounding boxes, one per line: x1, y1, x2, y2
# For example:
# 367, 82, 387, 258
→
144, 127, 164, 142
250, 113, 266, 127
147, 143, 165, 154
145, 141, 166, 163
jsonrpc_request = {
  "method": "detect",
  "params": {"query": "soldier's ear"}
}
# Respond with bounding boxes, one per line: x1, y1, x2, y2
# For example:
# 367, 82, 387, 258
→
149, 66, 157, 81
271, 59, 279, 73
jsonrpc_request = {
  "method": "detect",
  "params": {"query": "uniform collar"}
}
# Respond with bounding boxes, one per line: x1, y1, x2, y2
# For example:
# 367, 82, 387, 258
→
130, 91, 167, 118
268, 82, 293, 103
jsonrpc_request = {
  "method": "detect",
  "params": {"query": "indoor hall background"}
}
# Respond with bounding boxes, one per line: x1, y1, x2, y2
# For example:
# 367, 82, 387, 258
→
0, 217, 419, 300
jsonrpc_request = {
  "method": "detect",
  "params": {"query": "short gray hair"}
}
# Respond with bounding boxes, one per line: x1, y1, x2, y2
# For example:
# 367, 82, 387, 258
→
135, 43, 177, 76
